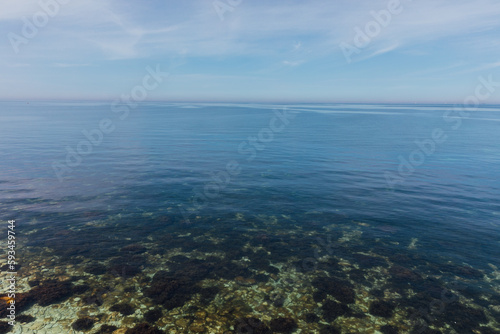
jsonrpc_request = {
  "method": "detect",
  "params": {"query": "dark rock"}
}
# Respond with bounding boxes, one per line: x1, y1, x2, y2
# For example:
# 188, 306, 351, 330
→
73, 284, 90, 294
94, 324, 118, 334
170, 255, 189, 263
15, 315, 35, 323
369, 301, 395, 318
108, 264, 142, 278
304, 313, 319, 323
234, 317, 271, 334
28, 279, 40, 287
312, 277, 355, 304
144, 309, 162, 323
410, 328, 442, 334
110, 303, 135, 316
319, 325, 341, 334
84, 263, 107, 275
145, 273, 190, 310
441, 264, 483, 279
269, 318, 297, 333
353, 254, 387, 269
125, 323, 165, 334
313, 290, 327, 302
31, 280, 73, 306
254, 274, 269, 283
0, 321, 11, 334
108, 255, 146, 278
124, 286, 136, 293
83, 294, 103, 306
72, 317, 95, 331
321, 300, 349, 322
0, 292, 35, 318
442, 303, 487, 332
199, 286, 220, 304
120, 244, 147, 254
389, 265, 422, 282
380, 324, 399, 334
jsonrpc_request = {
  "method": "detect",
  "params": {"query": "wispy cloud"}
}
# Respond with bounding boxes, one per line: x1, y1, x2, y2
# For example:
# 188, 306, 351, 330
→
283, 60, 305, 67
52, 63, 91, 68
1, 0, 500, 102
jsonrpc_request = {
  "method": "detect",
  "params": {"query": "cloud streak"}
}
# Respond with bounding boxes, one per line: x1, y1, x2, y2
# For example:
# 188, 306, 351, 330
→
1, 0, 500, 102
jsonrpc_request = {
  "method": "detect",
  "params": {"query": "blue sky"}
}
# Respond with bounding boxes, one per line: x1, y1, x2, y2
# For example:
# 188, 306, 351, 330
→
1, 0, 500, 103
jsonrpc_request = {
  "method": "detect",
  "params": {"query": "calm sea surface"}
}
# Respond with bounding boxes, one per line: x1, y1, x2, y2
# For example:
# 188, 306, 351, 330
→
1, 101, 499, 333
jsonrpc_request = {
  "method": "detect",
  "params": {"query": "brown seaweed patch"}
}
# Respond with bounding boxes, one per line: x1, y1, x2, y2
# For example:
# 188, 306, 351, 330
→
16, 314, 35, 323
442, 303, 487, 332
312, 277, 355, 304
234, 317, 271, 334
110, 303, 135, 316
269, 317, 297, 333
319, 325, 341, 334
0, 292, 35, 318
120, 243, 147, 254
72, 317, 95, 331
143, 309, 163, 323
380, 324, 399, 334
0, 321, 11, 334
84, 263, 107, 275
321, 300, 349, 322
30, 280, 73, 306
94, 324, 118, 334
125, 323, 165, 334
369, 301, 395, 318
144, 272, 194, 310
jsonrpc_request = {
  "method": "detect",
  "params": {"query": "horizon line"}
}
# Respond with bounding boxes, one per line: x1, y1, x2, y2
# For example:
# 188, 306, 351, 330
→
1, 98, 500, 106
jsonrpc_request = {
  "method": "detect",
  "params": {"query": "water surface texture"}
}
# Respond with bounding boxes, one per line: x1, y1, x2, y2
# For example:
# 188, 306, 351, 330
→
1, 101, 499, 333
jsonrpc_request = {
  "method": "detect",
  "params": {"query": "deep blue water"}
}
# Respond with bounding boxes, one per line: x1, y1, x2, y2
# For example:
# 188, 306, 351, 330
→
1, 101, 499, 332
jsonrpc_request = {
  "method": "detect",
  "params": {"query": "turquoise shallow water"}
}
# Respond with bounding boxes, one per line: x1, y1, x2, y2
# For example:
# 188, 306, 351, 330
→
0, 101, 499, 333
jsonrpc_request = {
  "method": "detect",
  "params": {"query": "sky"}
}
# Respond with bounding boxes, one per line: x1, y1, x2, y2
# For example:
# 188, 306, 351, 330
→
1, 0, 500, 103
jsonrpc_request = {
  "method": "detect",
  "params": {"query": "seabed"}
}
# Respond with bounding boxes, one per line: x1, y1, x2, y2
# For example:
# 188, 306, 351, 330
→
1, 212, 499, 334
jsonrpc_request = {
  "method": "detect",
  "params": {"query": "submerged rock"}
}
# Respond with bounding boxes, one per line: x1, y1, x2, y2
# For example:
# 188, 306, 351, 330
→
120, 243, 147, 254
442, 303, 487, 332
145, 271, 194, 310
319, 325, 341, 334
94, 325, 118, 334
125, 323, 165, 334
71, 317, 95, 331
234, 317, 271, 334
269, 317, 297, 333
16, 314, 35, 323
31, 280, 73, 306
0, 292, 35, 318
380, 324, 399, 334
312, 277, 355, 304
321, 300, 349, 321
304, 313, 320, 323
110, 303, 135, 316
84, 263, 107, 275
0, 321, 11, 334
369, 301, 395, 318
144, 309, 163, 323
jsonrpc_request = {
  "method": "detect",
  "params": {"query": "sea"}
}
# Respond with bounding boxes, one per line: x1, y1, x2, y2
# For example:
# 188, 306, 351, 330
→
0, 101, 499, 333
